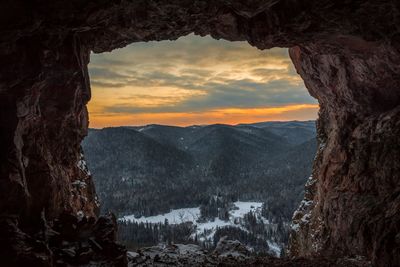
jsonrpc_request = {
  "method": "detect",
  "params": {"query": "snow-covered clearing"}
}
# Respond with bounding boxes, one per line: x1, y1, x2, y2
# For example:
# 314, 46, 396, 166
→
122, 207, 200, 224
120, 201, 281, 256
121, 201, 264, 241
230, 201, 263, 218
121, 201, 263, 229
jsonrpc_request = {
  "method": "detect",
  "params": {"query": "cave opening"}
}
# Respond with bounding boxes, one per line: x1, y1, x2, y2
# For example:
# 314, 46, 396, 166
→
84, 34, 319, 255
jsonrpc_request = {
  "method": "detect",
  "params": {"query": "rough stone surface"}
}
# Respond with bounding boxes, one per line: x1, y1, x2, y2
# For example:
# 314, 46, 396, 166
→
0, 213, 127, 266
288, 43, 400, 267
213, 236, 251, 258
127, 240, 371, 267
0, 1, 399, 266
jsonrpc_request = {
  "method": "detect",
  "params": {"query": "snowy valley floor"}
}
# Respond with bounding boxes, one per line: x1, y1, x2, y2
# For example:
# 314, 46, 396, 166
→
121, 201, 285, 256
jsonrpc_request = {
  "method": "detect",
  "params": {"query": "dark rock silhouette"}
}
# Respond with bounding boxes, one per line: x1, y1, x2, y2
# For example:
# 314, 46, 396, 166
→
0, 0, 399, 266
126, 238, 371, 267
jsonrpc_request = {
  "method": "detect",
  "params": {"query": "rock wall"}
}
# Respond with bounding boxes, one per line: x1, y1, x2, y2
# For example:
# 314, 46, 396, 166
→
0, 36, 128, 266
0, 35, 96, 225
288, 42, 400, 266
0, 0, 399, 266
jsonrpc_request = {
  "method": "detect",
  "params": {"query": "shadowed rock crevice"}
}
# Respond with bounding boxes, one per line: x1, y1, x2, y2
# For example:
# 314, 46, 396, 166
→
1, 1, 399, 266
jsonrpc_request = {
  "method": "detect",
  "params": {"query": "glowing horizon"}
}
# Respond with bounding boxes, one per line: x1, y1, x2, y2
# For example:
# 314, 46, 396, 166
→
88, 104, 319, 128
88, 34, 318, 128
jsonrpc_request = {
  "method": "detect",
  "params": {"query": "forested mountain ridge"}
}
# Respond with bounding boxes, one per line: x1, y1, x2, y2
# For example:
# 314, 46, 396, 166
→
82, 121, 317, 221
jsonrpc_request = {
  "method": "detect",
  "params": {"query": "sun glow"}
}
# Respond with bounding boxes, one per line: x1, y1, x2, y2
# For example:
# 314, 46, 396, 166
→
88, 104, 319, 128
88, 34, 318, 127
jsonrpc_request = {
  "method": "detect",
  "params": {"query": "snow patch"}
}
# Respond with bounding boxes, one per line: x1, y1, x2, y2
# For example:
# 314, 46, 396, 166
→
94, 195, 100, 207
230, 201, 263, 218
291, 222, 300, 232
77, 210, 85, 220
291, 198, 314, 233
267, 241, 281, 256
305, 175, 316, 187
121, 201, 268, 249
71, 180, 87, 189
122, 207, 200, 224
77, 153, 91, 175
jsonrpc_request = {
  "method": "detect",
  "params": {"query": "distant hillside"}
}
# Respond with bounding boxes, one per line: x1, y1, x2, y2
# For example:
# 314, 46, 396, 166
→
238, 120, 316, 145
82, 121, 317, 219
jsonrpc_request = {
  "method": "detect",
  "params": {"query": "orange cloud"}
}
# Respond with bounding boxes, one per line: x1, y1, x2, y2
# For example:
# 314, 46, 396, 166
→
88, 104, 319, 128
88, 35, 318, 128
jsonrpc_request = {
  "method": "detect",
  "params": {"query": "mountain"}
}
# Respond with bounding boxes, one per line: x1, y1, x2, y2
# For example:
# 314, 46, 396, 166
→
238, 120, 316, 145
82, 121, 317, 219
83, 127, 195, 215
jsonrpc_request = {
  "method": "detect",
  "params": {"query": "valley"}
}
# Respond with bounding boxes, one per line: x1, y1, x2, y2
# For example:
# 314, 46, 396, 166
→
82, 121, 317, 256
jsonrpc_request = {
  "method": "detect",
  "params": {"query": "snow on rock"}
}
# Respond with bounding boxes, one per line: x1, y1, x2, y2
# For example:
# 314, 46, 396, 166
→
267, 241, 281, 257
291, 222, 300, 232
77, 210, 85, 220
94, 195, 100, 208
77, 153, 91, 175
305, 175, 317, 187
71, 180, 87, 189
291, 198, 314, 233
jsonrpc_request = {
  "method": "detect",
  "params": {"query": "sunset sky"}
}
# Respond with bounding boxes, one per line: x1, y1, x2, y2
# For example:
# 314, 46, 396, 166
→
88, 34, 318, 128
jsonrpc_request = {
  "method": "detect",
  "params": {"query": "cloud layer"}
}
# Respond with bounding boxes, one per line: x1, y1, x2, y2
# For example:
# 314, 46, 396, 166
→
88, 34, 318, 127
